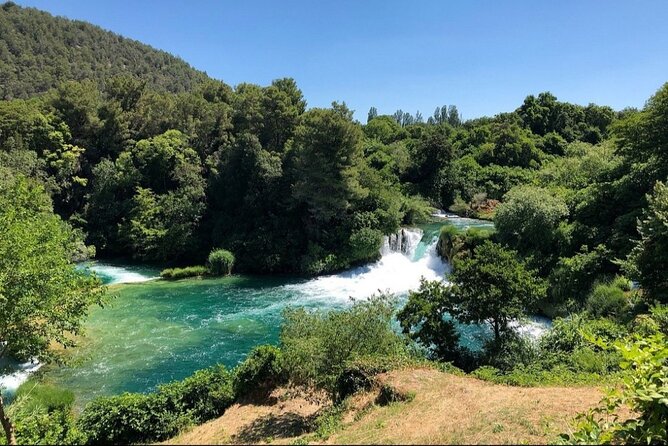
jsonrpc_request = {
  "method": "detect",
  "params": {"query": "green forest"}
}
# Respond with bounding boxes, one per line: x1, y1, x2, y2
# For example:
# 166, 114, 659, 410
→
0, 2, 666, 445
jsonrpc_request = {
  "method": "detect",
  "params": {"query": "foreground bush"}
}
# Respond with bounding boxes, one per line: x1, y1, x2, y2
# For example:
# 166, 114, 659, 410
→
561, 333, 668, 444
207, 249, 235, 276
77, 392, 188, 445
233, 345, 285, 398
160, 265, 208, 280
334, 355, 425, 402
78, 365, 234, 445
157, 365, 235, 423
280, 294, 408, 395
586, 282, 628, 319
3, 383, 83, 445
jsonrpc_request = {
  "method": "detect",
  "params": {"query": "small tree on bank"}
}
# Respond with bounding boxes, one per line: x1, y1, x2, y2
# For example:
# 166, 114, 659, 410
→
398, 241, 546, 364
450, 240, 546, 342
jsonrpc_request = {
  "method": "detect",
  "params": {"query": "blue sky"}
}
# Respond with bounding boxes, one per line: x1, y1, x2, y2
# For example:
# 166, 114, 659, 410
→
14, 0, 668, 121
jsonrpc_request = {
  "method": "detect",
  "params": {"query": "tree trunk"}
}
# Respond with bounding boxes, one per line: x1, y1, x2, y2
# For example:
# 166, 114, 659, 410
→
0, 394, 17, 446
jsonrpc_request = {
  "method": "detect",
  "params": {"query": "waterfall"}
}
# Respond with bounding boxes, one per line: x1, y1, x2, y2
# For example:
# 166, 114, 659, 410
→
290, 227, 446, 301
381, 227, 424, 259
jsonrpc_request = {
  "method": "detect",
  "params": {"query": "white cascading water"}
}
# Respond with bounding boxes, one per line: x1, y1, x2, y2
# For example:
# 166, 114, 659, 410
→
289, 227, 448, 301
289, 225, 551, 339
82, 262, 157, 285
0, 359, 41, 398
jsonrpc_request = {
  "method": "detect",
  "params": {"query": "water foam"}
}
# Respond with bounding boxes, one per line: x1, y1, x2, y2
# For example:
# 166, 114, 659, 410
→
288, 228, 447, 301
86, 262, 158, 285
0, 360, 42, 396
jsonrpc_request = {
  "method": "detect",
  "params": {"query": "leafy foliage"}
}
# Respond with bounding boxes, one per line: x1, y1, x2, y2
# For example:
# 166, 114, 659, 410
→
561, 334, 668, 444
78, 365, 234, 445
397, 279, 462, 362
450, 241, 546, 341
280, 295, 408, 394
1, 382, 83, 445
624, 181, 668, 303
233, 345, 285, 397
207, 249, 235, 276
160, 265, 208, 280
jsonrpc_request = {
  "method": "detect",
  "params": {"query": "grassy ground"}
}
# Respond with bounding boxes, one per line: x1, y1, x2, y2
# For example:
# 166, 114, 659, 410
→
163, 367, 607, 445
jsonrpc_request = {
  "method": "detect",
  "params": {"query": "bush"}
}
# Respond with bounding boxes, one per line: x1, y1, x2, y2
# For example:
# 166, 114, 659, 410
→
481, 332, 539, 372
539, 314, 626, 354
207, 249, 235, 276
610, 275, 632, 292
4, 382, 83, 445
78, 365, 235, 444
14, 382, 75, 413
586, 283, 628, 318
436, 225, 461, 264
280, 294, 408, 395
561, 334, 668, 444
78, 392, 189, 445
157, 365, 235, 422
160, 265, 208, 280
334, 355, 423, 402
233, 345, 285, 398
569, 347, 619, 374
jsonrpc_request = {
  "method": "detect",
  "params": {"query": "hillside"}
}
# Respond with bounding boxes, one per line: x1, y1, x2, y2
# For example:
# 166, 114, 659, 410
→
164, 368, 612, 445
0, 1, 209, 99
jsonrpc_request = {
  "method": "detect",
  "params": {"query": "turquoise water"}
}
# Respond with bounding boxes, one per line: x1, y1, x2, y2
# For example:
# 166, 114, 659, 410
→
41, 216, 518, 406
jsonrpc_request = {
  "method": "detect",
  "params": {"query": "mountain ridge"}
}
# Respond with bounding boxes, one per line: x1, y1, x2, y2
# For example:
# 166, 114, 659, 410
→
0, 1, 212, 99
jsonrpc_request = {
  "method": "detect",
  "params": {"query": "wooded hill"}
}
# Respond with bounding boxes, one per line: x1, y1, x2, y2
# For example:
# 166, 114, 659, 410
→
0, 2, 208, 99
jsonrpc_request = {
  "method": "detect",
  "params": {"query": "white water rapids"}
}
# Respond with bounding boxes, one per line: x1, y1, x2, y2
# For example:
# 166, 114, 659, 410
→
291, 227, 448, 301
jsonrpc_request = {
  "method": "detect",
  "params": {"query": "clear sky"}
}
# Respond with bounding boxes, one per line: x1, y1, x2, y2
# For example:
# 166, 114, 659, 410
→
13, 0, 668, 121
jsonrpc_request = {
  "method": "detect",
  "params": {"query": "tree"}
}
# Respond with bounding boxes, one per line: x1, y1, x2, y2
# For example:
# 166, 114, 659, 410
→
0, 171, 103, 445
363, 115, 407, 144
289, 107, 366, 224
260, 78, 306, 152
121, 130, 206, 261
494, 186, 568, 260
624, 181, 668, 303
367, 106, 378, 123
615, 82, 668, 164
397, 279, 461, 362
449, 241, 546, 342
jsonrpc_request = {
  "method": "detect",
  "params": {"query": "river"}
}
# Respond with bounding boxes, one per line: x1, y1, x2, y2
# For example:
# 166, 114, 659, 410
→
2, 215, 550, 405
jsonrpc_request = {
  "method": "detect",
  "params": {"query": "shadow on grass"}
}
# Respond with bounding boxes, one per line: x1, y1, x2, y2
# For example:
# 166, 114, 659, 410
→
233, 411, 319, 443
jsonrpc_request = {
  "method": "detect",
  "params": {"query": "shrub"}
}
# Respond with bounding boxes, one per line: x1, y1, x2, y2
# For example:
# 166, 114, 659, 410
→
280, 294, 408, 395
160, 265, 208, 280
5, 382, 83, 445
481, 331, 539, 371
157, 365, 235, 422
569, 346, 619, 374
610, 275, 632, 292
77, 392, 188, 445
436, 225, 462, 264
78, 365, 235, 444
561, 334, 668, 444
233, 345, 285, 398
14, 382, 74, 413
586, 283, 628, 318
207, 249, 235, 276
334, 355, 423, 402
540, 314, 626, 354
650, 304, 668, 335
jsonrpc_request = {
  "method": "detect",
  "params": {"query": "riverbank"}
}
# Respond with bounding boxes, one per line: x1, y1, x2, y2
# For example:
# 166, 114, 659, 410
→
164, 367, 607, 445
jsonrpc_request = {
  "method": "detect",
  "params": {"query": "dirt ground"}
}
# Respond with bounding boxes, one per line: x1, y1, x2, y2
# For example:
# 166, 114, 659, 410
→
163, 367, 607, 445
